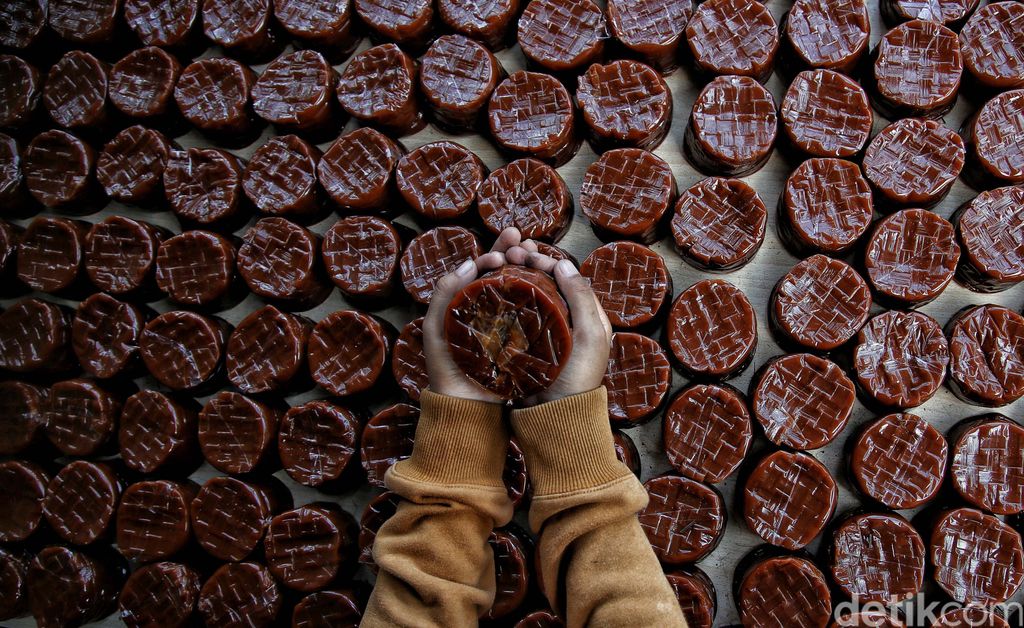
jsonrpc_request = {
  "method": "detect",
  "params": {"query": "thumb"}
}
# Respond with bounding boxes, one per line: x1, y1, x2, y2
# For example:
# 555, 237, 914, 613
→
423, 259, 478, 342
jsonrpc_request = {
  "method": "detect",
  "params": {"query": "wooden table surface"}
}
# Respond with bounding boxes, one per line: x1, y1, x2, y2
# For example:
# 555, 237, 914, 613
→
5, 1, 1024, 625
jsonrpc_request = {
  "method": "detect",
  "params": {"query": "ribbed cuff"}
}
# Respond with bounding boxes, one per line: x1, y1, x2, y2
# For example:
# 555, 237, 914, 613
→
397, 389, 509, 488
510, 387, 628, 496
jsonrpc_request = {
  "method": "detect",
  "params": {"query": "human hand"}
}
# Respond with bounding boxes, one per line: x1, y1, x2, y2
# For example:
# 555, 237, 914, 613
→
505, 242, 613, 406
421, 228, 523, 403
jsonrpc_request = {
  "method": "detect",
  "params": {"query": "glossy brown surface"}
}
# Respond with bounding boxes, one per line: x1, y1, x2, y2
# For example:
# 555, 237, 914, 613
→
855, 310, 949, 408
863, 119, 965, 210
273, 0, 357, 53
0, 547, 27, 621
672, 177, 767, 270
361, 403, 419, 487
116, 480, 197, 563
663, 384, 752, 483
336, 44, 423, 136
309, 310, 392, 396
419, 35, 503, 131
84, 216, 166, 293
954, 186, 1024, 292
354, 0, 433, 48
865, 209, 960, 307
780, 158, 873, 257
174, 58, 257, 135
253, 50, 336, 131
736, 555, 832, 627
445, 265, 572, 399
488, 71, 579, 167
850, 412, 948, 509
155, 230, 237, 305
638, 475, 725, 564
882, 0, 978, 26
265, 505, 357, 591
227, 306, 310, 393
743, 450, 837, 549
478, 158, 572, 242
612, 429, 642, 478
43, 51, 109, 129
45, 379, 121, 456
191, 477, 279, 561
392, 317, 427, 402
279, 400, 361, 487
43, 460, 120, 545
581, 241, 671, 328
118, 562, 201, 628
199, 391, 279, 474
27, 546, 123, 628
358, 491, 400, 568
0, 0, 46, 48
517, 0, 605, 72
48, 0, 119, 43
606, 0, 693, 74
16, 216, 87, 293
872, 20, 962, 118
202, 0, 278, 58
119, 390, 197, 474
438, 0, 518, 50
397, 141, 485, 221
485, 528, 530, 619
238, 217, 328, 306
0, 298, 72, 373
685, 0, 778, 82
685, 76, 776, 176
830, 512, 925, 604
950, 416, 1024, 514
960, 2, 1024, 90
323, 216, 401, 298
0, 461, 48, 543
604, 332, 671, 425
0, 219, 19, 275
141, 311, 229, 390
515, 610, 563, 627
23, 129, 96, 209
770, 255, 871, 351
753, 353, 855, 450
667, 279, 757, 379
784, 0, 870, 73
963, 89, 1024, 189
579, 148, 676, 244
0, 55, 40, 129
318, 127, 403, 213
504, 439, 530, 508
96, 126, 174, 204
0, 381, 45, 455
124, 0, 200, 47
0, 135, 26, 209
400, 225, 482, 304
665, 569, 716, 628
931, 507, 1024, 604
164, 148, 246, 225
198, 562, 281, 628
243, 135, 322, 217
291, 589, 364, 628
577, 60, 671, 152
72, 293, 145, 379
948, 305, 1024, 406
109, 47, 182, 119
780, 70, 872, 159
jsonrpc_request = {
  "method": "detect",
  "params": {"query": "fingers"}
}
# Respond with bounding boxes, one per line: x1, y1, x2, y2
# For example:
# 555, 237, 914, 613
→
553, 260, 610, 343
506, 245, 560, 274
475, 251, 506, 272
488, 227, 522, 254
422, 259, 477, 340
519, 239, 539, 253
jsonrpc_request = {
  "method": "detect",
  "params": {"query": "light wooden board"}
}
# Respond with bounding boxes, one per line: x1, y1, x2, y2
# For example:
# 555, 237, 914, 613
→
5, 1, 1024, 625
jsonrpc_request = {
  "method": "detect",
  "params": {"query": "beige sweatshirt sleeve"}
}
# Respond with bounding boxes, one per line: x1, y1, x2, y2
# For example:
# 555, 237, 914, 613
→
511, 387, 687, 628
360, 390, 515, 628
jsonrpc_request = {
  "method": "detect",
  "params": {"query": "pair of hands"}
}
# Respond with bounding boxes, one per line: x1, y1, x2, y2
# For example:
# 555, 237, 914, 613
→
423, 228, 613, 406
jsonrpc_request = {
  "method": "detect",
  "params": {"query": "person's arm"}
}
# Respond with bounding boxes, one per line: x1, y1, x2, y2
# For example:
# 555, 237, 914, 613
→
361, 231, 523, 628
505, 249, 687, 628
